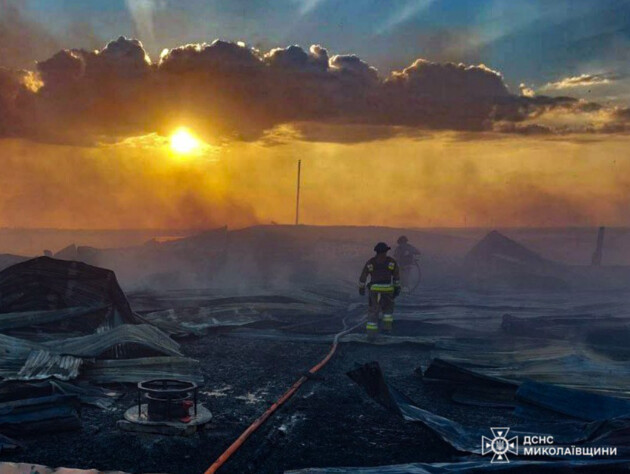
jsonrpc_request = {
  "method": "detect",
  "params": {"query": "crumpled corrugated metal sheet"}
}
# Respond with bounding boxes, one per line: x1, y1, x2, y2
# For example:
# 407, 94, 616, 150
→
0, 394, 81, 436
0, 257, 139, 327
8, 350, 83, 381
83, 356, 203, 384
431, 339, 630, 398
0, 258, 202, 387
0, 306, 109, 333
0, 334, 52, 379
0, 379, 120, 410
516, 380, 630, 421
50, 380, 121, 410
0, 332, 43, 356
142, 306, 276, 336
348, 362, 630, 458
138, 291, 346, 337
42, 324, 182, 358
0, 325, 190, 382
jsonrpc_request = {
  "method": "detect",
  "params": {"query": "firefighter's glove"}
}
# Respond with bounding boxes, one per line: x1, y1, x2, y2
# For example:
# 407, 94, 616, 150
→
359, 286, 366, 296
393, 287, 401, 298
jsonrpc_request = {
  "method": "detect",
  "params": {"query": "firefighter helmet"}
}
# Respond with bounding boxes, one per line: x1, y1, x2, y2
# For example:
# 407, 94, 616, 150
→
374, 242, 391, 253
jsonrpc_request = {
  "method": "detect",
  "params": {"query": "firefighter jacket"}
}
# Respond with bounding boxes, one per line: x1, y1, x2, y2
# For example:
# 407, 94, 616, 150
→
394, 243, 421, 266
359, 256, 401, 292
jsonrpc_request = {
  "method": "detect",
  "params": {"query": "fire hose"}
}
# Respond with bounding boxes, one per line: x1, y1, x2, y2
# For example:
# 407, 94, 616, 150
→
401, 256, 422, 294
204, 311, 366, 474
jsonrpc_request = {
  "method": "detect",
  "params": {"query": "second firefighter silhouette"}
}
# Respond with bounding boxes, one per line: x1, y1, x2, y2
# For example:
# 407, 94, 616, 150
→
358, 242, 401, 340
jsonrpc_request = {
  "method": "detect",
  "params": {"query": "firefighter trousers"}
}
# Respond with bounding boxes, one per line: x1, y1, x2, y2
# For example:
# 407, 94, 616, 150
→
366, 290, 394, 337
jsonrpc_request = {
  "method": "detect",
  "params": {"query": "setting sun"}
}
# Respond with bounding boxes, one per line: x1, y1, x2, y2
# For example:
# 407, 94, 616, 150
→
170, 128, 200, 154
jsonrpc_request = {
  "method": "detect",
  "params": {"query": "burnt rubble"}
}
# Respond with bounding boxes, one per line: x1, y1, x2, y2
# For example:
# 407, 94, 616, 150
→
0, 228, 630, 472
0, 257, 202, 448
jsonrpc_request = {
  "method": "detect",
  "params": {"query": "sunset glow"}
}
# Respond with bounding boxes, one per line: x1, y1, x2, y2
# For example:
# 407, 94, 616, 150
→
0, 2, 629, 230
170, 128, 200, 155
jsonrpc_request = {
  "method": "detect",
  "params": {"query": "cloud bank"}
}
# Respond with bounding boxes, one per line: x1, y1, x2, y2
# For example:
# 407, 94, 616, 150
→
541, 73, 617, 91
0, 37, 628, 144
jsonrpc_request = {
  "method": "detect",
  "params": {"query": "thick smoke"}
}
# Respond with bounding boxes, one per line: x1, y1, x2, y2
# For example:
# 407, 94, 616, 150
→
0, 37, 624, 144
3, 132, 630, 230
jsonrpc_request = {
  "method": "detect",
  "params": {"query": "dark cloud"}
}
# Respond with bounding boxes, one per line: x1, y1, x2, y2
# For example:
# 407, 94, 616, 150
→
266, 45, 313, 70
387, 59, 509, 99
38, 38, 150, 89
494, 123, 554, 136
159, 40, 261, 74
492, 95, 579, 122
329, 54, 379, 83
273, 122, 430, 144
19, 37, 153, 142
377, 59, 513, 131
38, 50, 86, 88
0, 37, 628, 144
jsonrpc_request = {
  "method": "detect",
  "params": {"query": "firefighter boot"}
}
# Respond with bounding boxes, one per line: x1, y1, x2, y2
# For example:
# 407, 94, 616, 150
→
382, 314, 393, 334
366, 321, 378, 342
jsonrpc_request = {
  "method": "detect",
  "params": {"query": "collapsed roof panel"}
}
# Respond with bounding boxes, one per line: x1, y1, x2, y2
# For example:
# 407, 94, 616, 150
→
463, 231, 568, 289
9, 351, 83, 382
142, 305, 278, 337
82, 356, 203, 384
0, 379, 120, 410
0, 306, 111, 342
49, 380, 121, 410
0, 394, 81, 436
42, 324, 183, 358
428, 334, 630, 397
465, 230, 555, 270
422, 358, 630, 420
0, 255, 28, 273
0, 331, 44, 357
0, 381, 53, 403
0, 324, 186, 381
0, 306, 109, 334
422, 358, 518, 408
516, 381, 630, 421
0, 257, 138, 327
348, 362, 630, 458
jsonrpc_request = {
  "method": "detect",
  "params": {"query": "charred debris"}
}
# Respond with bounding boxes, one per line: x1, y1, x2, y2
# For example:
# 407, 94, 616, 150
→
0, 227, 629, 472
0, 252, 348, 472
0, 257, 204, 450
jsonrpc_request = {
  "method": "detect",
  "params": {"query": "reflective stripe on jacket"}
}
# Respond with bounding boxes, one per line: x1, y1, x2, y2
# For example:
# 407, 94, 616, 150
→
359, 255, 401, 290
370, 283, 394, 292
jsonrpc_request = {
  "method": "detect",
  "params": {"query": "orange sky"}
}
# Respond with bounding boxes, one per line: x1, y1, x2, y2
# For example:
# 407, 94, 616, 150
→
1, 128, 628, 229
1, 35, 629, 231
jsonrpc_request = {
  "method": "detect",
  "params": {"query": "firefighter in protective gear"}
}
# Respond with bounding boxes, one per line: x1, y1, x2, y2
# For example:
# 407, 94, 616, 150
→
394, 235, 421, 291
359, 242, 401, 341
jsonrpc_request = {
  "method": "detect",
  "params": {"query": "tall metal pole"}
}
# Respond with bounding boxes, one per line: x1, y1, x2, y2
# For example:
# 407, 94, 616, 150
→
591, 226, 605, 266
295, 160, 301, 225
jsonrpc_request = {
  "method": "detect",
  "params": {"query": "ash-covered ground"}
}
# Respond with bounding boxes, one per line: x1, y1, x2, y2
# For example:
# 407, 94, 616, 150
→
2, 226, 630, 473
0, 310, 508, 474
4, 283, 629, 473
